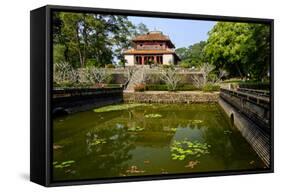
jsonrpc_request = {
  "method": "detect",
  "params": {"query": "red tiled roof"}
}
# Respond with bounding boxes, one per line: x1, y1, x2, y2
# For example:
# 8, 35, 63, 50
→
132, 31, 175, 48
133, 32, 170, 41
123, 49, 175, 55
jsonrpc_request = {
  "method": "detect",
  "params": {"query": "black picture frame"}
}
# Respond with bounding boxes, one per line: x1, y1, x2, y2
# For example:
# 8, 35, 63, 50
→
30, 4, 274, 187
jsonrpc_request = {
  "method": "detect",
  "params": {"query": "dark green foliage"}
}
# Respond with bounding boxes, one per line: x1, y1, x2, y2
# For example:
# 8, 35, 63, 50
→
53, 44, 66, 64
52, 12, 142, 68
133, 22, 149, 35
176, 41, 206, 68
238, 82, 270, 90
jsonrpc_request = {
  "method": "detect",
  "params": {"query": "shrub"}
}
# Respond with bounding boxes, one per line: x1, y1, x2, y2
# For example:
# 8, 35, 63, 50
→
177, 84, 198, 91
145, 84, 167, 91
134, 83, 146, 92
105, 64, 115, 68
145, 84, 198, 91
202, 83, 220, 92
53, 81, 75, 88
105, 84, 123, 88
179, 62, 190, 68
162, 64, 173, 69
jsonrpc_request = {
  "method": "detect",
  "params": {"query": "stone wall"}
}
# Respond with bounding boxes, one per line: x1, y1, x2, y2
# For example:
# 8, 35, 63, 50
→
123, 91, 219, 103
52, 88, 123, 115
220, 88, 270, 130
218, 98, 270, 167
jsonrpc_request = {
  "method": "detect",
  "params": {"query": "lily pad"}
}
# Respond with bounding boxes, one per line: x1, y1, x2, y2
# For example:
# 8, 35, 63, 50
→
170, 128, 177, 132
54, 160, 75, 169
223, 130, 232, 134
170, 139, 211, 161
188, 120, 203, 124
128, 126, 144, 132
90, 138, 107, 146
94, 104, 146, 112
144, 113, 162, 118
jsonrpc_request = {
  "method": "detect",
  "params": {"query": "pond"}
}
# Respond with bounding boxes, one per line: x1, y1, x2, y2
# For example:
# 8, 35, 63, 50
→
53, 103, 266, 181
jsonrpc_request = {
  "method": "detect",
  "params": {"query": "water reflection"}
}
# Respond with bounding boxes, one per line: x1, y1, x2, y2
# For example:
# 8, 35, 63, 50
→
53, 103, 265, 181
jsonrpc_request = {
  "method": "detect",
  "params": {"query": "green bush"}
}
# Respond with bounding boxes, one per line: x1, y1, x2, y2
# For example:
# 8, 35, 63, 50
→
105, 64, 115, 68
179, 62, 190, 68
53, 81, 75, 88
202, 83, 220, 92
105, 84, 123, 88
145, 84, 198, 91
177, 84, 199, 91
162, 64, 173, 69
145, 84, 167, 91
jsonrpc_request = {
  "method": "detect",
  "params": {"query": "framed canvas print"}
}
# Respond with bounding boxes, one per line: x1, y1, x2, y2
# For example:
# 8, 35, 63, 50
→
30, 5, 274, 187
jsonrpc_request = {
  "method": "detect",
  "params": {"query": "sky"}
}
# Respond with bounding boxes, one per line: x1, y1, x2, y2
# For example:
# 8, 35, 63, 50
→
128, 16, 216, 48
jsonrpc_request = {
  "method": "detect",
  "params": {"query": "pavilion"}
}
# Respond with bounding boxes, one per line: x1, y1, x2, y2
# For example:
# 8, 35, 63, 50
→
123, 31, 180, 66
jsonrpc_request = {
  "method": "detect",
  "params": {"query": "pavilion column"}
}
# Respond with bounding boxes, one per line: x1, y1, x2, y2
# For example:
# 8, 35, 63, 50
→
154, 56, 157, 64
141, 56, 144, 65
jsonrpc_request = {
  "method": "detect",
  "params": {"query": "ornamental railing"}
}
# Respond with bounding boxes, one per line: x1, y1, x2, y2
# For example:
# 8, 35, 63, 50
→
237, 88, 270, 97
220, 88, 270, 131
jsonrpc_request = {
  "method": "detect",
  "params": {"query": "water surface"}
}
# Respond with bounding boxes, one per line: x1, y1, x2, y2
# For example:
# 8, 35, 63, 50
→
53, 103, 265, 181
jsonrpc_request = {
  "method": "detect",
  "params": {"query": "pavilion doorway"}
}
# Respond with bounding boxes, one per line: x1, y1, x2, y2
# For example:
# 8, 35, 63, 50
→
135, 55, 163, 65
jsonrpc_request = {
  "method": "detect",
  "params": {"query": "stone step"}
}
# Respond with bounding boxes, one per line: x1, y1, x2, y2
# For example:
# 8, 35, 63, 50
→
125, 67, 145, 91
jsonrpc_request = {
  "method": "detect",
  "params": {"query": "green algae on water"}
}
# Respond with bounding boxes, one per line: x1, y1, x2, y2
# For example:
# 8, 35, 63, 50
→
54, 160, 75, 169
144, 113, 162, 118
94, 103, 147, 112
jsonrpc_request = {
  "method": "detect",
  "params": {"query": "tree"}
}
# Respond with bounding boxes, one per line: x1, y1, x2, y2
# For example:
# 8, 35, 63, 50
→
176, 41, 206, 68
175, 47, 188, 60
53, 61, 79, 85
204, 22, 270, 80
85, 67, 111, 86
133, 22, 149, 36
53, 12, 137, 68
191, 63, 214, 88
123, 67, 137, 89
160, 68, 181, 91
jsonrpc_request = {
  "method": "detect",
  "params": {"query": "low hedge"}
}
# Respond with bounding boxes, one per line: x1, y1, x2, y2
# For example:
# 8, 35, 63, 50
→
202, 83, 220, 92
145, 84, 198, 91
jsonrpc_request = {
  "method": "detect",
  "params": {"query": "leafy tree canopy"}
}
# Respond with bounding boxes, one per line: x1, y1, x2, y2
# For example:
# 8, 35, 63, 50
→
204, 22, 270, 80
52, 12, 143, 68
176, 41, 206, 68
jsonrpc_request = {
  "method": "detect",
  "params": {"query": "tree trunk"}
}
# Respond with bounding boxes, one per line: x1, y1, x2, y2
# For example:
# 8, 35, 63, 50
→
75, 25, 85, 68
235, 63, 243, 78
